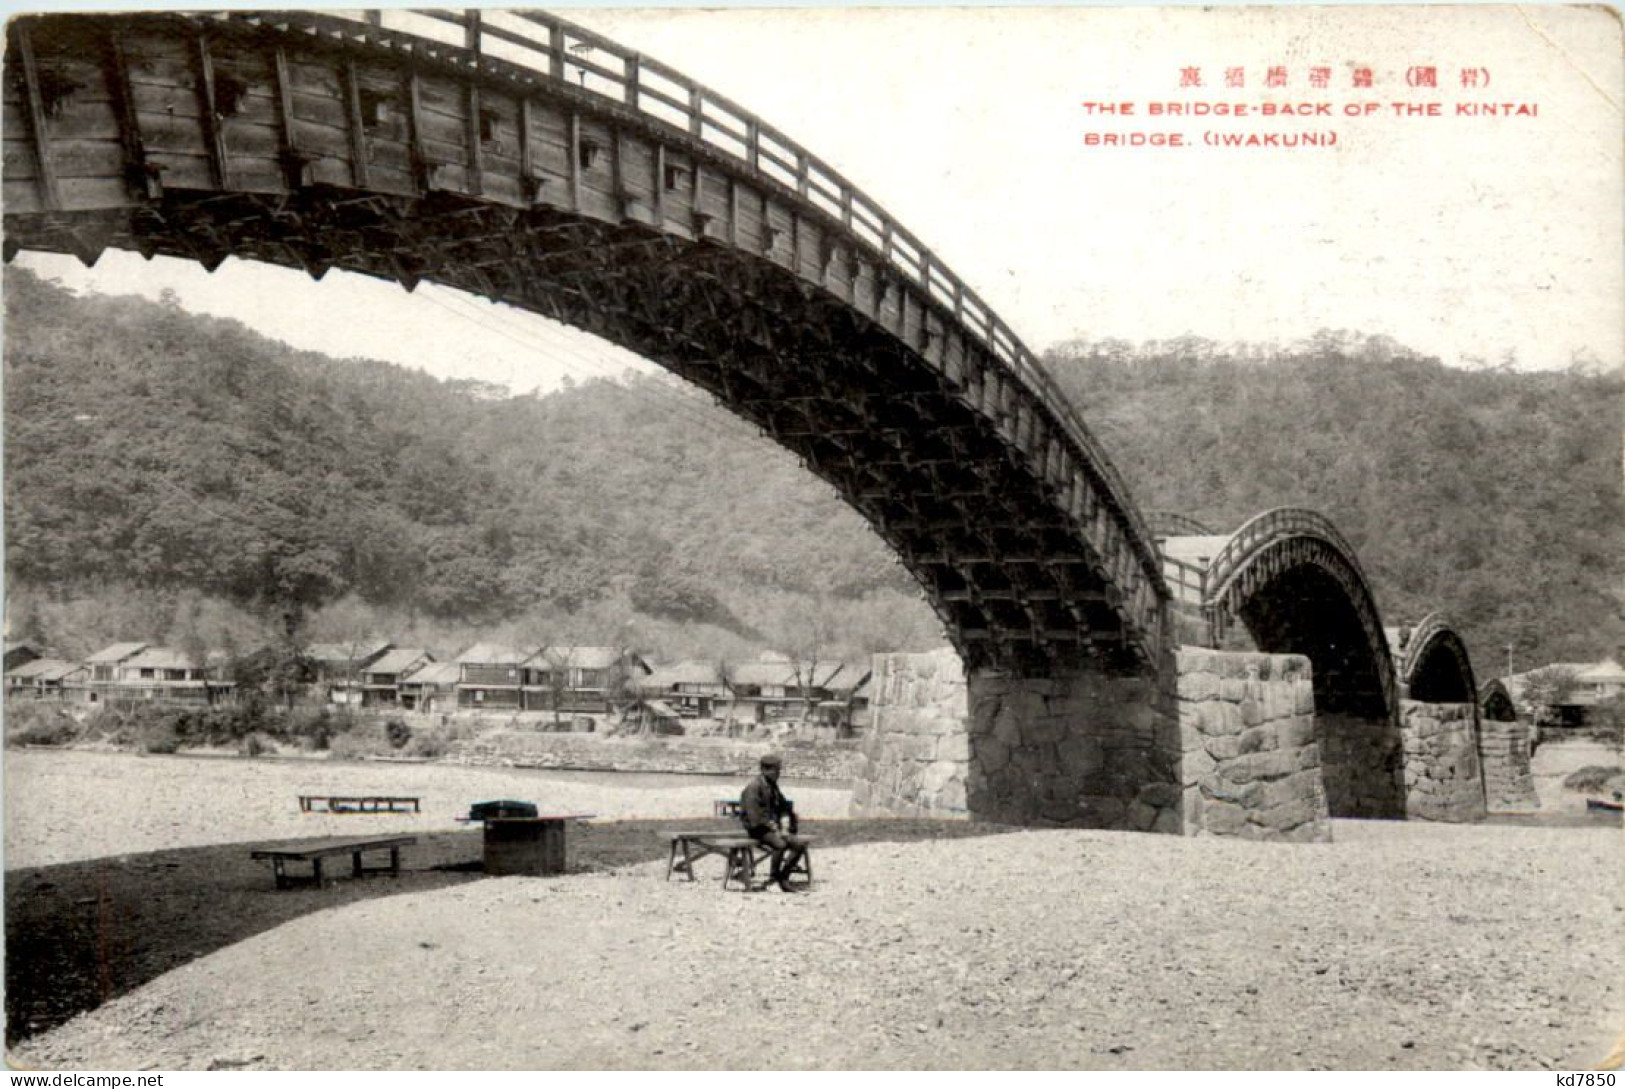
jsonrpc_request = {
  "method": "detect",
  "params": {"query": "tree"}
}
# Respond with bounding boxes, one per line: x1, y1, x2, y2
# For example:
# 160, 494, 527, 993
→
1520, 665, 1581, 724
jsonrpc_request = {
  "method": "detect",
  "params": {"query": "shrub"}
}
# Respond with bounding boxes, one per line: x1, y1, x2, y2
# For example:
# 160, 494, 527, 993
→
285, 706, 337, 751
7, 706, 79, 747
238, 731, 275, 758
142, 728, 182, 755
384, 718, 412, 750
1562, 765, 1622, 793
409, 730, 450, 759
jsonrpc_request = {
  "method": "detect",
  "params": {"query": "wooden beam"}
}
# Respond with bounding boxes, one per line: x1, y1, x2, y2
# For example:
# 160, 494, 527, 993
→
269, 47, 310, 189
406, 69, 431, 191
464, 11, 483, 198
342, 56, 370, 190
104, 34, 160, 200
567, 111, 581, 211
12, 22, 61, 211
193, 28, 231, 190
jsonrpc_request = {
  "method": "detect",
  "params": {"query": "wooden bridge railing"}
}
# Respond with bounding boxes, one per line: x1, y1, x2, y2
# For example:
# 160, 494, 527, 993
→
1200, 507, 1368, 605
223, 7, 1167, 603
1160, 554, 1209, 607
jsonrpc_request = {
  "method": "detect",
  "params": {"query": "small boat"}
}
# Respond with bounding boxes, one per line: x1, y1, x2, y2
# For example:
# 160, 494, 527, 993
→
1585, 797, 1623, 813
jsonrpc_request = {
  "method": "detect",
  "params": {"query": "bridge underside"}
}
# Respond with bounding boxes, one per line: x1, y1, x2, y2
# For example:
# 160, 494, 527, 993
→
6, 10, 1186, 831
8, 188, 1148, 679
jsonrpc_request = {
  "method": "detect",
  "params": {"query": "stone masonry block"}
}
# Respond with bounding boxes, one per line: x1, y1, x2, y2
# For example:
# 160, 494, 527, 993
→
1182, 785, 1203, 825
935, 732, 970, 763
1177, 649, 1216, 676
1221, 748, 1299, 784
1278, 715, 1316, 750
1152, 807, 1183, 835
1203, 797, 1248, 836
1237, 725, 1275, 755
1138, 781, 1183, 809
1182, 745, 1217, 786
1177, 671, 1219, 702
1128, 800, 1159, 832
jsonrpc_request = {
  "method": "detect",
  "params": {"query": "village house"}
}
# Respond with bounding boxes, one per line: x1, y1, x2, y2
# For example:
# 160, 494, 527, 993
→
305, 641, 393, 706
4, 642, 42, 672
1556, 656, 1625, 727
4, 657, 87, 701
91, 646, 235, 706
397, 660, 460, 713
72, 641, 150, 703
358, 647, 434, 708
635, 659, 731, 718
456, 643, 530, 711
520, 646, 651, 713
821, 661, 874, 734
714, 656, 857, 728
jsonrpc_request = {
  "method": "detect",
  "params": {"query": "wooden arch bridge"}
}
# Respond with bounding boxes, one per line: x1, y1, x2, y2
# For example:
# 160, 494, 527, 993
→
1, 7, 1165, 677
4, 10, 1489, 833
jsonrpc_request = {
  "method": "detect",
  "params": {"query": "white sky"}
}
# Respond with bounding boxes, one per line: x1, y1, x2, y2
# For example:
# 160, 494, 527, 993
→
15, 5, 1623, 392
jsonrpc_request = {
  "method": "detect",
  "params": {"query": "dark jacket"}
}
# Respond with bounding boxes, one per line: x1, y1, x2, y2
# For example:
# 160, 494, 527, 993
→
740, 773, 794, 832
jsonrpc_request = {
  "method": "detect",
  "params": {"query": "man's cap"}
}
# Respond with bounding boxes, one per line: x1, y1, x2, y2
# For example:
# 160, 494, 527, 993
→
760, 753, 783, 768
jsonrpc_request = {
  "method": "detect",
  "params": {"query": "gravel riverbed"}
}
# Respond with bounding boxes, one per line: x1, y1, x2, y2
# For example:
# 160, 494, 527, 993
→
10, 820, 1621, 1070
2, 749, 850, 869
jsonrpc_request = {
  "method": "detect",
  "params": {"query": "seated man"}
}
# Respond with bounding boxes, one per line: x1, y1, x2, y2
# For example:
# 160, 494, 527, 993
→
739, 752, 809, 893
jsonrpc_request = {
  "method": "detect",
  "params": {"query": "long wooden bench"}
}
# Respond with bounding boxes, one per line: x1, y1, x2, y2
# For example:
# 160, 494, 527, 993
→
251, 835, 417, 889
297, 795, 421, 814
666, 832, 813, 891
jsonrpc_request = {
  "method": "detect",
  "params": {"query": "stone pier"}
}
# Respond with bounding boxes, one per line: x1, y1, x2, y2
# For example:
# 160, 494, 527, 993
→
848, 649, 970, 819
1398, 701, 1487, 822
1317, 711, 1407, 818
1478, 718, 1540, 811
966, 664, 1181, 832
1175, 649, 1330, 841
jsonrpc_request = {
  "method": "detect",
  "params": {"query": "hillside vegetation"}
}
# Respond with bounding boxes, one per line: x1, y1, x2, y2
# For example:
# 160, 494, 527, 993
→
5, 269, 1620, 669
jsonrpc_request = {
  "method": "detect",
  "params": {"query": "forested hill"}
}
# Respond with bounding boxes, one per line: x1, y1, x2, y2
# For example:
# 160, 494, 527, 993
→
5, 267, 1621, 667
1042, 335, 1624, 665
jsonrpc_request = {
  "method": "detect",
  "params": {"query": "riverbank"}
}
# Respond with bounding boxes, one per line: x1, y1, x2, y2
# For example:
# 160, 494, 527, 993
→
2, 749, 851, 870
11, 820, 1620, 1070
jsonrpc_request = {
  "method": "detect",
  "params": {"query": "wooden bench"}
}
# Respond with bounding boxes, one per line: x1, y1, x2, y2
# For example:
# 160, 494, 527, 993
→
251, 835, 417, 889
298, 795, 421, 814
666, 832, 813, 891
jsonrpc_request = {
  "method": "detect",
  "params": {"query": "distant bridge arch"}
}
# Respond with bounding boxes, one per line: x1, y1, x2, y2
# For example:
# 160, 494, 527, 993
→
1388, 612, 1477, 704
1163, 508, 1396, 720
1160, 507, 1405, 818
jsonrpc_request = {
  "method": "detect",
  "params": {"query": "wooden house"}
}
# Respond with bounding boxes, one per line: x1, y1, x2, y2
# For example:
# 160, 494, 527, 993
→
306, 641, 393, 705
520, 646, 651, 713
397, 661, 461, 713
5, 658, 86, 701
4, 643, 42, 673
74, 641, 149, 703
100, 646, 236, 706
359, 647, 433, 708
636, 659, 731, 717
715, 656, 849, 726
456, 643, 531, 711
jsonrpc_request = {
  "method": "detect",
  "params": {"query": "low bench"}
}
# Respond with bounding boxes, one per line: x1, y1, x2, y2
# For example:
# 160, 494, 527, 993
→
666, 832, 814, 891
298, 795, 421, 814
251, 835, 417, 889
